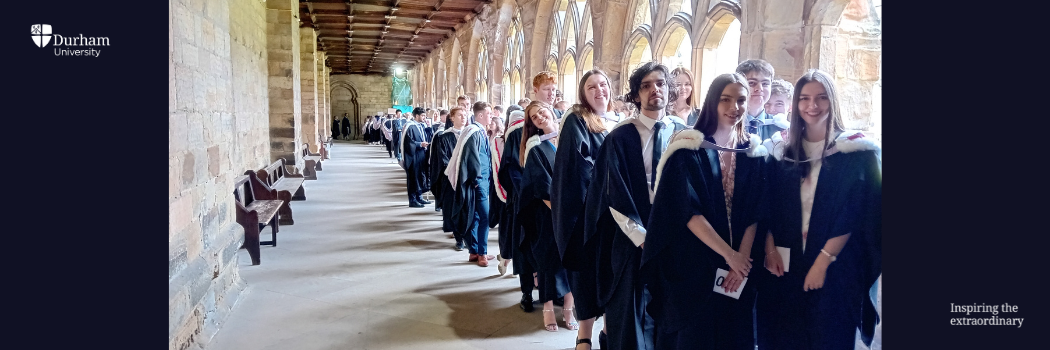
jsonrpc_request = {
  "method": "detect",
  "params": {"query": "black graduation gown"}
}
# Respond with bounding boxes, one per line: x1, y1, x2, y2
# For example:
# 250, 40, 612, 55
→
450, 125, 491, 239
431, 130, 458, 232
518, 139, 559, 273
421, 126, 435, 192
488, 136, 506, 229
517, 139, 569, 302
640, 135, 769, 350
332, 120, 341, 139
401, 121, 427, 199
383, 119, 395, 156
755, 146, 881, 350
584, 118, 687, 350
584, 120, 688, 308
498, 125, 525, 264
551, 112, 607, 320
392, 118, 405, 160
341, 116, 351, 138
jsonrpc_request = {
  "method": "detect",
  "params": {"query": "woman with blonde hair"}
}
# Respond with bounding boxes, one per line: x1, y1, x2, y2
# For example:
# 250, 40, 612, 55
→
552, 68, 622, 349
670, 67, 699, 126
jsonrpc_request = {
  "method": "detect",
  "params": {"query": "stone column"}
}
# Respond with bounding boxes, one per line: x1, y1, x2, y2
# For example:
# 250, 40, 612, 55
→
266, 0, 303, 173
316, 50, 329, 141
299, 26, 319, 154
591, 0, 630, 96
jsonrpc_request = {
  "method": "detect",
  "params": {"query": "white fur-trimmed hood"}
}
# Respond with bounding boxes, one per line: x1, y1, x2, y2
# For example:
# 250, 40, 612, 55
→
654, 129, 704, 191
521, 135, 542, 167
769, 130, 881, 161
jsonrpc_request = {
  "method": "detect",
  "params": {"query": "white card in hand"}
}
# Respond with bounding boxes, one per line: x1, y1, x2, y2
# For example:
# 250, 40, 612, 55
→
777, 246, 790, 272
713, 268, 748, 299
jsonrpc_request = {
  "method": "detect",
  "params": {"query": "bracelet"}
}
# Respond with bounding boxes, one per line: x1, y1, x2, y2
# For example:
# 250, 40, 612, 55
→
766, 250, 776, 255
820, 249, 837, 263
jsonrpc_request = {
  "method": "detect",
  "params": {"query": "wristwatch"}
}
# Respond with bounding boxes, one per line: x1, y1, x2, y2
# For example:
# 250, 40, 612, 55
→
820, 249, 836, 263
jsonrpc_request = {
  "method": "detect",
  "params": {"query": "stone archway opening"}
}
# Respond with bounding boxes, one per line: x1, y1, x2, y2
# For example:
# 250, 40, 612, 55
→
624, 36, 652, 93
660, 25, 692, 71
330, 82, 361, 140
562, 55, 578, 104
697, 14, 740, 100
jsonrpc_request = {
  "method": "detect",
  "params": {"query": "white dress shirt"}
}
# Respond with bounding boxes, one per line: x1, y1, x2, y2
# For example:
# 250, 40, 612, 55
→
609, 113, 676, 247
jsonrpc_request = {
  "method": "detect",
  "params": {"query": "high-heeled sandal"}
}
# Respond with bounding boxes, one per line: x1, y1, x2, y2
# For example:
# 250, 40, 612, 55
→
575, 337, 592, 350
542, 309, 557, 332
563, 308, 579, 331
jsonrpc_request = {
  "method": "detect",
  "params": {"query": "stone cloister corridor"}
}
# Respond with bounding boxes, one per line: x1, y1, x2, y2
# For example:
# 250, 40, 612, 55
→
169, 0, 882, 348
208, 141, 606, 349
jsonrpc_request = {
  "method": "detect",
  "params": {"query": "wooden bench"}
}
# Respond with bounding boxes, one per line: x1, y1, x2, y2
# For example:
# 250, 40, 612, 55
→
321, 137, 332, 160
234, 174, 283, 265
256, 159, 306, 225
302, 143, 322, 180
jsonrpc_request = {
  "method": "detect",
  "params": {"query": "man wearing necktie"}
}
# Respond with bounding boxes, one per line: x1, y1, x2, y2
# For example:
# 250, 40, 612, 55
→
585, 62, 688, 350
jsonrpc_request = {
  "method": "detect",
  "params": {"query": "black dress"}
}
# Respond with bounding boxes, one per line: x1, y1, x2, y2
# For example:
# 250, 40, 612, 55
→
518, 137, 569, 302
755, 131, 881, 350
641, 130, 770, 350
551, 112, 606, 320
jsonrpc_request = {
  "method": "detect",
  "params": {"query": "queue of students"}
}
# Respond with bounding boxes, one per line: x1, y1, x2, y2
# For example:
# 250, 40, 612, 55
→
382, 58, 879, 350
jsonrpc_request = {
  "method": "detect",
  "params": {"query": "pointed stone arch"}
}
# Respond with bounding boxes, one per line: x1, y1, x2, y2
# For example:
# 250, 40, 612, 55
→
329, 80, 361, 136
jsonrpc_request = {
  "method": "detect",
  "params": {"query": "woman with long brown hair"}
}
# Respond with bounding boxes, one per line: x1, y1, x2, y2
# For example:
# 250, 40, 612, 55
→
757, 69, 881, 349
641, 72, 769, 349
517, 101, 577, 332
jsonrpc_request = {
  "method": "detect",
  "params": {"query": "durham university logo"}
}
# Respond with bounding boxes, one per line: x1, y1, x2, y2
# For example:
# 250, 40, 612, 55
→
31, 24, 110, 57
31, 24, 52, 47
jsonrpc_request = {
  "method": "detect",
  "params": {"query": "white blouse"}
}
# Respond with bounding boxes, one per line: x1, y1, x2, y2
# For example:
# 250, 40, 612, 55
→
800, 139, 826, 253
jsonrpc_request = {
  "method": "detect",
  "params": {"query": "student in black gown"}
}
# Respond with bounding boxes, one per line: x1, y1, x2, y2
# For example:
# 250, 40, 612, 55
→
392, 110, 407, 161
447, 102, 496, 267
641, 73, 770, 350
499, 108, 536, 312
755, 69, 881, 350
517, 101, 577, 332
552, 68, 626, 350
429, 110, 451, 213
341, 114, 351, 140
401, 107, 432, 208
488, 115, 508, 272
421, 110, 435, 195
435, 109, 466, 248
332, 118, 341, 141
583, 62, 688, 350
382, 115, 395, 158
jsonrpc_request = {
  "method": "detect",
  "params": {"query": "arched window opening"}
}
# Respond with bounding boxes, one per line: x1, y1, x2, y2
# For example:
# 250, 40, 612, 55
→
624, 36, 653, 93
660, 25, 692, 70
698, 16, 740, 100
562, 55, 578, 104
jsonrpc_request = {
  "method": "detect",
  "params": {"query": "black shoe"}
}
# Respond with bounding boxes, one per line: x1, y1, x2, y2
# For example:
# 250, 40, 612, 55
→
419, 199, 433, 204
434, 207, 441, 212
455, 241, 465, 251
409, 202, 425, 208
520, 294, 535, 312
554, 296, 564, 307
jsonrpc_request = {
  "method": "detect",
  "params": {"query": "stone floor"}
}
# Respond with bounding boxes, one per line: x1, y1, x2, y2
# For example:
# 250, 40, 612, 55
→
209, 140, 601, 350
207, 140, 881, 350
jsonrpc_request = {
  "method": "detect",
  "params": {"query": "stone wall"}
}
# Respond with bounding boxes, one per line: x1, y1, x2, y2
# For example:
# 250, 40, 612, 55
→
169, 0, 270, 348
266, 0, 303, 174
330, 74, 393, 135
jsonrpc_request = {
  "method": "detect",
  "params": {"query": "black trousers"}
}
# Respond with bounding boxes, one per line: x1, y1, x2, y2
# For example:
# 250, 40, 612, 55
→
605, 265, 655, 350
515, 245, 536, 296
